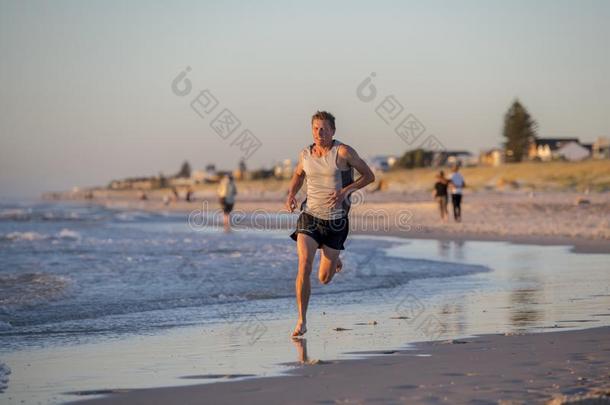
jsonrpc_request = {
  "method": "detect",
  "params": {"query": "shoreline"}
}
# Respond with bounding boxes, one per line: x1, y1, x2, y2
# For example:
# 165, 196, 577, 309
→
37, 194, 610, 254
73, 326, 610, 404
369, 229, 610, 254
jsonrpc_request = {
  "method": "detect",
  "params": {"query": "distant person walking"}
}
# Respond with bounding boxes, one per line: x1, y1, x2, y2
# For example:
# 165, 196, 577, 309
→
185, 187, 194, 202
432, 171, 449, 222
217, 174, 237, 232
449, 164, 465, 222
286, 111, 375, 337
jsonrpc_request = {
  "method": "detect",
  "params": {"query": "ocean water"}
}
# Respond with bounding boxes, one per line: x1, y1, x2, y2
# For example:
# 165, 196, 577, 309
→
0, 201, 489, 352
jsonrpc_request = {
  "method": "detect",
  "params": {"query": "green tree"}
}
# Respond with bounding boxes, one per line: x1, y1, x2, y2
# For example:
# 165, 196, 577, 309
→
176, 161, 191, 178
503, 100, 537, 162
158, 172, 168, 188
398, 149, 433, 169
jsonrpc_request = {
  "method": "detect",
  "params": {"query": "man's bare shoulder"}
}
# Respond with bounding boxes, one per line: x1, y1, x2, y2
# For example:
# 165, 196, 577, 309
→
297, 144, 312, 158
337, 143, 358, 158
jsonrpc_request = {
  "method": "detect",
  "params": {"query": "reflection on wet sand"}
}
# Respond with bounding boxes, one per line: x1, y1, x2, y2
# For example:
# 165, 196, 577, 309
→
509, 277, 544, 329
291, 338, 309, 364
437, 240, 466, 261
438, 240, 451, 260
290, 338, 329, 366
438, 301, 467, 337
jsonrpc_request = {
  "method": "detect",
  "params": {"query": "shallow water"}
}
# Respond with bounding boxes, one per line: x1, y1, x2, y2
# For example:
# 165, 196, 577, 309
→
0, 201, 487, 352
1, 201, 609, 404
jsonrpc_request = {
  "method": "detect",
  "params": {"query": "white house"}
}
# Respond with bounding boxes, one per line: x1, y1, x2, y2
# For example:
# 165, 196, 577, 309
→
593, 137, 610, 159
274, 159, 294, 179
479, 148, 504, 166
370, 155, 397, 172
556, 141, 590, 161
191, 170, 207, 184
446, 151, 476, 167
529, 138, 579, 161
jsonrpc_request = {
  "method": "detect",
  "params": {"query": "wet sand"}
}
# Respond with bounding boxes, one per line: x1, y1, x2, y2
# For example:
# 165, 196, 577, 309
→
73, 326, 610, 404
58, 236, 610, 405
378, 229, 610, 255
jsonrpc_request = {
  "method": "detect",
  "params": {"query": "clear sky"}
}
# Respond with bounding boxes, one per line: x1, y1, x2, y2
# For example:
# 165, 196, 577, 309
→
1, 0, 609, 198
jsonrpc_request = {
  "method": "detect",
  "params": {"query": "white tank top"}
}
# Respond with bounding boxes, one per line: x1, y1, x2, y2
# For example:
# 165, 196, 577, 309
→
301, 140, 354, 220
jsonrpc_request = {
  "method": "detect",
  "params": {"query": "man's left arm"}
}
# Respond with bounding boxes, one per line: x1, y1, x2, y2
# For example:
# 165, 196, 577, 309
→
329, 145, 375, 207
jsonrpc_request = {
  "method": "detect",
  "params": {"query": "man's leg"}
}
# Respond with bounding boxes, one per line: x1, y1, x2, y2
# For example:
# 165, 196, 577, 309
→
223, 212, 230, 232
441, 196, 448, 220
318, 245, 341, 285
436, 197, 443, 220
293, 233, 318, 337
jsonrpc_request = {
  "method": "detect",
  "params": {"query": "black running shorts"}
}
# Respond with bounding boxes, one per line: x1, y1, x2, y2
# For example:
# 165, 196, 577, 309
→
290, 212, 349, 250
220, 198, 234, 214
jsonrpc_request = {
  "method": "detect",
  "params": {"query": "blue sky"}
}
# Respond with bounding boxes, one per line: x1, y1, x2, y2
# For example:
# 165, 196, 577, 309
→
1, 0, 609, 197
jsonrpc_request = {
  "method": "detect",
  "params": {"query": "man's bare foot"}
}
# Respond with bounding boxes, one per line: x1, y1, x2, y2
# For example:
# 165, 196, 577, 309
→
292, 322, 307, 337
335, 257, 343, 273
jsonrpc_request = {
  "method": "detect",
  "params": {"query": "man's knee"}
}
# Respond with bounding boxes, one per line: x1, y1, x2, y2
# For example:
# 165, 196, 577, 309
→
298, 259, 313, 276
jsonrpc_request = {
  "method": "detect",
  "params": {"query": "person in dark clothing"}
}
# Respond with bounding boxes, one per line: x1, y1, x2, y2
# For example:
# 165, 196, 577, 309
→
449, 165, 466, 222
432, 171, 449, 221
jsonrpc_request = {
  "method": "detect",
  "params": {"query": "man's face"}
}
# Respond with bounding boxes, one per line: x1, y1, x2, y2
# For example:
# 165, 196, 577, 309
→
311, 119, 335, 148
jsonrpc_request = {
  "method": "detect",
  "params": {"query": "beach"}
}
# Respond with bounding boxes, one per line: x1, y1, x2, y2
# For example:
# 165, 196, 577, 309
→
1, 193, 609, 404
3, 0, 610, 402
50, 161, 610, 247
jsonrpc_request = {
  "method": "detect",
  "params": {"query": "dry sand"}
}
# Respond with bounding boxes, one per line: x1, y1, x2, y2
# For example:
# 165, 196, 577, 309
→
73, 326, 610, 405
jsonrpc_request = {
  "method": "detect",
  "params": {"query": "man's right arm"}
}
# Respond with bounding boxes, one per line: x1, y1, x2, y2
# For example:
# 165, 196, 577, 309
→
285, 156, 305, 212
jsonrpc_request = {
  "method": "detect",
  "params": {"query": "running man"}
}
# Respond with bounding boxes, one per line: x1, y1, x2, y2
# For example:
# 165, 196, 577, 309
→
286, 111, 375, 337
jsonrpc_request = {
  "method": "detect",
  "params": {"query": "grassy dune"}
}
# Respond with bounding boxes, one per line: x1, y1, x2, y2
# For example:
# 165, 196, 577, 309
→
56, 160, 610, 202
198, 160, 610, 195
380, 160, 610, 192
